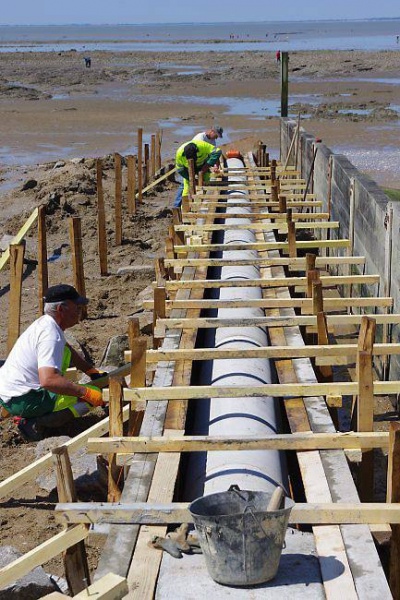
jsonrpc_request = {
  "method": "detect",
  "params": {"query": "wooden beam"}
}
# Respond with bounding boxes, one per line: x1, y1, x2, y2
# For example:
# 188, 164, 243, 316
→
108, 378, 124, 503
165, 256, 366, 269
114, 152, 123, 245
86, 432, 389, 455
7, 243, 25, 354
56, 503, 400, 526
73, 573, 128, 600
137, 128, 143, 203
52, 446, 90, 594
155, 313, 397, 330
96, 158, 108, 276
0, 409, 129, 499
173, 239, 350, 253
174, 221, 339, 232
142, 297, 393, 311
183, 211, 330, 221
69, 217, 87, 318
136, 343, 400, 363
388, 423, 400, 598
0, 525, 89, 589
37, 205, 48, 316
0, 207, 38, 271
127, 154, 137, 215
163, 274, 378, 290
120, 380, 400, 401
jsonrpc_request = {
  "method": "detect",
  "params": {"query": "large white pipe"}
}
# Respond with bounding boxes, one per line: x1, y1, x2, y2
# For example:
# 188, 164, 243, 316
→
204, 157, 287, 495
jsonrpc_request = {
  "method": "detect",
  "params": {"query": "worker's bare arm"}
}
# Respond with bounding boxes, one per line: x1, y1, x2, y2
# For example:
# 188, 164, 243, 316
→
38, 366, 85, 398
67, 344, 94, 374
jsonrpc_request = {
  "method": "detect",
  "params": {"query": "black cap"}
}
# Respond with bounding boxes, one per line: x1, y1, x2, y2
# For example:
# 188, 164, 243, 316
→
214, 126, 223, 138
183, 142, 198, 160
44, 284, 88, 305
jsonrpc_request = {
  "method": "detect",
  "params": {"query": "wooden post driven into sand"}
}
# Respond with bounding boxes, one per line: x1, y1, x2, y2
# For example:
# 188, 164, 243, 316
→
151, 134, 156, 179
156, 130, 162, 171
280, 51, 289, 118
37, 205, 48, 316
127, 154, 137, 215
108, 378, 124, 503
114, 152, 123, 246
388, 422, 400, 599
188, 158, 196, 198
137, 128, 143, 203
68, 217, 87, 318
7, 243, 25, 355
357, 316, 376, 501
96, 158, 108, 276
52, 446, 90, 594
144, 143, 149, 187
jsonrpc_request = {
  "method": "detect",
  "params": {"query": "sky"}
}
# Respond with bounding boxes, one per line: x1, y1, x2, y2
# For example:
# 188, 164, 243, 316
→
1, 0, 399, 26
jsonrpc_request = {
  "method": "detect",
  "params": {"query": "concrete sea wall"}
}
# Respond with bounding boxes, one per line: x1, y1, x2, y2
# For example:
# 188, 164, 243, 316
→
280, 119, 400, 379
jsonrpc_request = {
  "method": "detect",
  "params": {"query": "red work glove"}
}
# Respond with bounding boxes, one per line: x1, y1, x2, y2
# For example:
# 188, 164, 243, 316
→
85, 367, 106, 381
80, 385, 104, 407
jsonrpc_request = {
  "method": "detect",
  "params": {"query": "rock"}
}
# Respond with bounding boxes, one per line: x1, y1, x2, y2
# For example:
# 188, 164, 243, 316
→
100, 335, 129, 368
35, 436, 102, 495
53, 161, 66, 169
138, 311, 154, 335
21, 179, 37, 191
0, 546, 56, 599
117, 265, 155, 277
70, 157, 84, 165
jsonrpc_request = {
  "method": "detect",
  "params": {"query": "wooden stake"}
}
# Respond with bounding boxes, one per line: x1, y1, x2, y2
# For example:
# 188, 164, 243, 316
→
68, 217, 87, 318
155, 257, 167, 286
127, 154, 137, 215
188, 158, 196, 197
156, 130, 162, 171
271, 159, 276, 183
127, 317, 146, 435
357, 316, 376, 502
7, 243, 25, 354
281, 51, 289, 117
137, 128, 143, 203
96, 158, 108, 276
144, 143, 149, 186
114, 152, 123, 246
312, 280, 324, 314
151, 134, 156, 178
153, 287, 166, 349
37, 206, 48, 316
108, 378, 124, 502
388, 422, 400, 598
130, 337, 147, 388
52, 446, 90, 594
278, 195, 287, 213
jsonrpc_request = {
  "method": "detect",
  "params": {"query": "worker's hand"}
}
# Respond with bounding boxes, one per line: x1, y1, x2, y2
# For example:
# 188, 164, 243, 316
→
212, 165, 220, 173
80, 385, 104, 407
201, 164, 210, 174
85, 367, 107, 381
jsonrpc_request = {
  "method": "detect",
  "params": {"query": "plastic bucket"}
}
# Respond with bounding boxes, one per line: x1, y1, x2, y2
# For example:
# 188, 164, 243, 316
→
189, 486, 294, 586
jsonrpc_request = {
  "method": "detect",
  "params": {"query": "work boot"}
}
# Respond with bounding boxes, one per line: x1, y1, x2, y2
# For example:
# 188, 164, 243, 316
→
17, 418, 43, 442
35, 408, 75, 430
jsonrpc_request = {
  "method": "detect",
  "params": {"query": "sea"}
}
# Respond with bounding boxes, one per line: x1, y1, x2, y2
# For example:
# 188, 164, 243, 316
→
0, 19, 400, 52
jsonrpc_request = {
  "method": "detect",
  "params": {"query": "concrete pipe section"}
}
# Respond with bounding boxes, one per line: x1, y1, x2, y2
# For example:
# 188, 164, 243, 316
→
204, 156, 288, 495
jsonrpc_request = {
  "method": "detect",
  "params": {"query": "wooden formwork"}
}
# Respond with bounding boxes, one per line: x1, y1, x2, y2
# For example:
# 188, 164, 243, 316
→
3, 154, 400, 597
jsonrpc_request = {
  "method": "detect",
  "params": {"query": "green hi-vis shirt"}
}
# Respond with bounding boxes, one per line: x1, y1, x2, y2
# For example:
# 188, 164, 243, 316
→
175, 140, 222, 179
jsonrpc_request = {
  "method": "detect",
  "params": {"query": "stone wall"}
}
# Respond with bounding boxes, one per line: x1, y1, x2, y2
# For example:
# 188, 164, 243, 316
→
280, 119, 399, 378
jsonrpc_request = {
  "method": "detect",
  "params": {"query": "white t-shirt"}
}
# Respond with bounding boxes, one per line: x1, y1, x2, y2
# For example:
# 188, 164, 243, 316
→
0, 315, 66, 402
192, 132, 217, 146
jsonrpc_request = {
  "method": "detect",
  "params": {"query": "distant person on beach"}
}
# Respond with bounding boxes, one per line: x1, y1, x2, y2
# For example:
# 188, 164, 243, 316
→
192, 126, 223, 147
397, 35, 399, 44
276, 50, 281, 63
84, 57, 91, 68
174, 140, 222, 208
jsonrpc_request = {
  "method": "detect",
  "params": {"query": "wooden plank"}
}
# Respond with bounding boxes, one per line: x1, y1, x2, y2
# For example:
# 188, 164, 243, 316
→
37, 205, 48, 315
55, 503, 400, 526
164, 256, 366, 268
183, 211, 330, 220
137, 166, 177, 199
120, 380, 400, 400
137, 128, 143, 203
143, 297, 393, 311
0, 207, 38, 271
108, 378, 124, 503
7, 243, 25, 354
0, 409, 129, 499
86, 432, 389, 455
388, 423, 400, 598
127, 154, 137, 215
69, 217, 87, 318
114, 152, 123, 246
96, 158, 108, 276
74, 573, 128, 599
174, 239, 350, 253
174, 221, 339, 232
0, 524, 89, 589
156, 313, 397, 330
52, 447, 90, 594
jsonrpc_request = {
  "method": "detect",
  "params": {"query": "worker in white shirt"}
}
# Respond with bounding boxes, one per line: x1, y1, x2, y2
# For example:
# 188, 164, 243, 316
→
192, 125, 223, 147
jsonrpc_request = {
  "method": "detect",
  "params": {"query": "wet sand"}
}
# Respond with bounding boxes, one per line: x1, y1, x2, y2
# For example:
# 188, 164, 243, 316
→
0, 48, 399, 188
